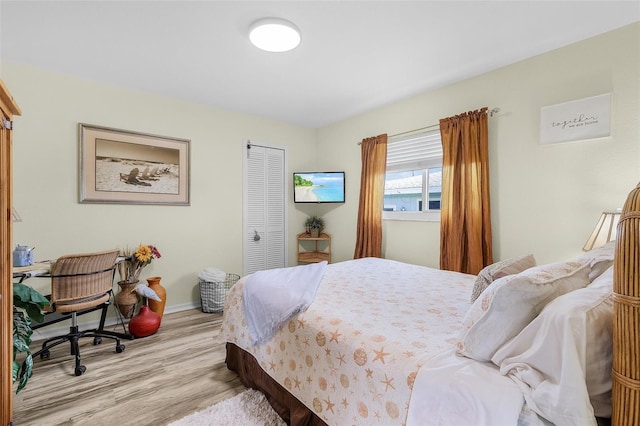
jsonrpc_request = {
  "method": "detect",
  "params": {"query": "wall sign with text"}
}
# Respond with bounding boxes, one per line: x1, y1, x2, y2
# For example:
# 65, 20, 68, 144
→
539, 93, 612, 145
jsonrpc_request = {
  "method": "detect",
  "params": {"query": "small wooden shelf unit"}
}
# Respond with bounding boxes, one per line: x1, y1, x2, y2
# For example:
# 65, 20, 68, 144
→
297, 232, 331, 264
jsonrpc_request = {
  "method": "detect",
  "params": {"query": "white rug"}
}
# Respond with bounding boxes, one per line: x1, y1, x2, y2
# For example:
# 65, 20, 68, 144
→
168, 389, 286, 426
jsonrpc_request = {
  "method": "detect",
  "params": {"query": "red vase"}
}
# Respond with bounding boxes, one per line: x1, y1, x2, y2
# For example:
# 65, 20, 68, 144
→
128, 305, 161, 338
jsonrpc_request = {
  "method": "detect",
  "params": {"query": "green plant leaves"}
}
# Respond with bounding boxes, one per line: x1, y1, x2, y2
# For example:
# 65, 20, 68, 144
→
12, 282, 49, 393
13, 282, 49, 323
304, 215, 325, 230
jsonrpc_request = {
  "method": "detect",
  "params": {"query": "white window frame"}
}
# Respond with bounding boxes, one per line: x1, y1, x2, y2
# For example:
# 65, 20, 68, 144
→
383, 129, 442, 222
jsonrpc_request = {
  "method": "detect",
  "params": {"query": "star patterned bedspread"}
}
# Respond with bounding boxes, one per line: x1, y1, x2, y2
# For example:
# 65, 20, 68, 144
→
220, 257, 476, 426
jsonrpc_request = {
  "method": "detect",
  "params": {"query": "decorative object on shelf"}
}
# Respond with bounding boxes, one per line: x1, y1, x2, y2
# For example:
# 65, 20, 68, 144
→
115, 281, 139, 319
143, 277, 166, 320
304, 216, 325, 238
127, 305, 161, 338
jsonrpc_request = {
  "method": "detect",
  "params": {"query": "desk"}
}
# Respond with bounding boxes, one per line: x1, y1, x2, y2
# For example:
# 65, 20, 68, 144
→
13, 256, 127, 280
12, 261, 53, 282
13, 260, 134, 339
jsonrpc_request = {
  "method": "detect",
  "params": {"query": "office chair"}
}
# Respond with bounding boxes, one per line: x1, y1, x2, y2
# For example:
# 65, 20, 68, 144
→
31, 249, 126, 376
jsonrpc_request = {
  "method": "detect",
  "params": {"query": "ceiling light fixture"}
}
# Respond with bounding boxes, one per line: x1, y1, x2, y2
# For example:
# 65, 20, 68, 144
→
249, 18, 301, 53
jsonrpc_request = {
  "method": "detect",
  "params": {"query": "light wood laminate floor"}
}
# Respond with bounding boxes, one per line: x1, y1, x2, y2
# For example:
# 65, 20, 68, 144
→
13, 308, 614, 426
12, 309, 245, 426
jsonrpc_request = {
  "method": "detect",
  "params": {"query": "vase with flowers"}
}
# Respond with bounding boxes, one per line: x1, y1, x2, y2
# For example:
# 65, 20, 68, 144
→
115, 244, 161, 318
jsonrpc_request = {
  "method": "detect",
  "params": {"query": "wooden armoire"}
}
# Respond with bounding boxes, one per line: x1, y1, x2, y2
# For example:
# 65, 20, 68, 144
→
1, 79, 22, 425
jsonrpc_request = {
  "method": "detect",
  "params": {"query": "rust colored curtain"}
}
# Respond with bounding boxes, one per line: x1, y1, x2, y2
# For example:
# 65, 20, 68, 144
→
439, 108, 493, 274
354, 134, 387, 259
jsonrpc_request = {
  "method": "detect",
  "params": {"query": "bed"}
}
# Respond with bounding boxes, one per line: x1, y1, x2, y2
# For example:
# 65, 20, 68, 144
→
220, 184, 640, 426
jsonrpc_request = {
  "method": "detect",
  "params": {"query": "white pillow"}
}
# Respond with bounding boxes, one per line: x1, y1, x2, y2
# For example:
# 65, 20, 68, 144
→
572, 240, 616, 282
470, 254, 536, 303
457, 261, 591, 362
492, 266, 613, 424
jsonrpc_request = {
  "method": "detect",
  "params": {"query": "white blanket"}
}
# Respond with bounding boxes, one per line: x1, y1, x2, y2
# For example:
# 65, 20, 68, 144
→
198, 267, 226, 282
407, 349, 526, 426
243, 261, 327, 345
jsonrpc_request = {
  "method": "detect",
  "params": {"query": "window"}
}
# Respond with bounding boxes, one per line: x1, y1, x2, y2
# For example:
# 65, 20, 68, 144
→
383, 129, 442, 221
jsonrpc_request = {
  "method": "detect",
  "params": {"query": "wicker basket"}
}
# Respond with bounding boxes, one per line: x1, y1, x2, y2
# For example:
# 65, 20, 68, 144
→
198, 273, 240, 313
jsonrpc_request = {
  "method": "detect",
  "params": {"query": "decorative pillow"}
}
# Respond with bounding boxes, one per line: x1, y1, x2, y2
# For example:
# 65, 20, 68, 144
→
572, 240, 616, 282
457, 261, 591, 362
492, 266, 613, 423
470, 254, 536, 302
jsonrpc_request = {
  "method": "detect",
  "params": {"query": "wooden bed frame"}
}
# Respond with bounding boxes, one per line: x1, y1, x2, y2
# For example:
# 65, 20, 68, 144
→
226, 342, 326, 426
226, 182, 640, 426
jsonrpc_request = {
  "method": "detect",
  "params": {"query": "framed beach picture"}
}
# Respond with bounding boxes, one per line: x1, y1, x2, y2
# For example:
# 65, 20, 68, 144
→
79, 124, 190, 205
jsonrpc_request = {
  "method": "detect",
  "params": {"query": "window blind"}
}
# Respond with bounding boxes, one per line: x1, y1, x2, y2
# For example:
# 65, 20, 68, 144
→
386, 130, 442, 172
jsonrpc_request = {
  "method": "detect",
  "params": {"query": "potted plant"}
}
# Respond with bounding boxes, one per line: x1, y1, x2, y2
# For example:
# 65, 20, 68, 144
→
13, 282, 50, 393
304, 216, 325, 238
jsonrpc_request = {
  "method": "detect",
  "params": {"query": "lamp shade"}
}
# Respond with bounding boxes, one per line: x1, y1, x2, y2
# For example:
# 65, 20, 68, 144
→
249, 18, 301, 52
583, 210, 621, 251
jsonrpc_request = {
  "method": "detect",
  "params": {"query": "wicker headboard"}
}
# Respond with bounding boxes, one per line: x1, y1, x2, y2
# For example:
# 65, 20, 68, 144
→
612, 182, 640, 426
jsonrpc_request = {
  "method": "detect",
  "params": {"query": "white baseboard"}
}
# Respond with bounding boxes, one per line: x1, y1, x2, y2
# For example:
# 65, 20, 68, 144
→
29, 301, 202, 342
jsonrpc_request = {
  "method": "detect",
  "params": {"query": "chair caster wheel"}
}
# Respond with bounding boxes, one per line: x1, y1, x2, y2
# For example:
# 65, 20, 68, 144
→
75, 365, 86, 376
93, 337, 102, 345
116, 344, 125, 353
40, 350, 50, 360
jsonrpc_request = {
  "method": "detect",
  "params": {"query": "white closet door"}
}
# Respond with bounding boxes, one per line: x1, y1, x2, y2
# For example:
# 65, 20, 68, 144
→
243, 143, 287, 275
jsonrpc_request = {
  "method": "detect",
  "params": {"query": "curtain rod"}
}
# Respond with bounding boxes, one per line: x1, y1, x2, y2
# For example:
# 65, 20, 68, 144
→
389, 123, 440, 138
357, 107, 501, 144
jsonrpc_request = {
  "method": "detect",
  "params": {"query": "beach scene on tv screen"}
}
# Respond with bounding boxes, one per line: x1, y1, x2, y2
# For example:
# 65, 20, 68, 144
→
294, 173, 344, 202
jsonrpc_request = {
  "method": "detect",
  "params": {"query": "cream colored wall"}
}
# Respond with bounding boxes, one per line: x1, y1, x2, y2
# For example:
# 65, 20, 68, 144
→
3, 63, 316, 314
3, 23, 639, 316
318, 23, 640, 267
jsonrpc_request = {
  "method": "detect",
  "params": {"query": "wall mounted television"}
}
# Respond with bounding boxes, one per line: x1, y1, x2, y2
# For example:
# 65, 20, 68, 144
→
293, 171, 345, 203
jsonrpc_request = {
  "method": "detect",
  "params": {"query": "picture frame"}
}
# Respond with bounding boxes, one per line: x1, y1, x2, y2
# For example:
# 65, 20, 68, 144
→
79, 124, 190, 205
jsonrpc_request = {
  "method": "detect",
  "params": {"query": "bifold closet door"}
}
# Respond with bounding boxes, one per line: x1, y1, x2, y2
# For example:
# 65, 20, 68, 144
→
243, 143, 287, 276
